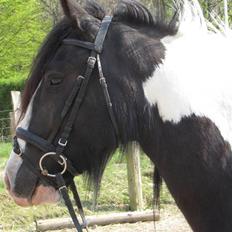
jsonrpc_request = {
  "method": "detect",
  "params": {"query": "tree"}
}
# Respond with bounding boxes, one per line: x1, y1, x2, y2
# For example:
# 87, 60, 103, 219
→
39, 1, 61, 25
0, 0, 51, 81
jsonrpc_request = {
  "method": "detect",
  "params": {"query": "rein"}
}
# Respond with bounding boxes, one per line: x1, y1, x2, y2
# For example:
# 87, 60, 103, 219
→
13, 16, 119, 232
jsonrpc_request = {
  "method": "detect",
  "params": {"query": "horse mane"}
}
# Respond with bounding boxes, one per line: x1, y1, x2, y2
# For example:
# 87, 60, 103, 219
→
113, 0, 155, 25
113, 0, 180, 35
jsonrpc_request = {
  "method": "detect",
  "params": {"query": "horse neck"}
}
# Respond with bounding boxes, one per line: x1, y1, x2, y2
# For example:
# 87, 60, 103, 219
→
136, 105, 232, 231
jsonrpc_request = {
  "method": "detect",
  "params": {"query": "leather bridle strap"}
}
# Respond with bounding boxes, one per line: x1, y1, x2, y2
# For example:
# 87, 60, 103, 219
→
14, 16, 115, 232
16, 128, 56, 152
56, 174, 85, 232
63, 39, 95, 51
55, 50, 97, 156
97, 54, 120, 139
56, 15, 119, 155
94, 16, 113, 53
15, 54, 94, 232
70, 180, 88, 228
61, 76, 84, 119
15, 129, 78, 176
63, 16, 112, 53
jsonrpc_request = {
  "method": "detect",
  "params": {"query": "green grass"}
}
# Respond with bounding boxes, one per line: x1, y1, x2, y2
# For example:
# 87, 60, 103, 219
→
0, 143, 11, 192
0, 142, 11, 159
0, 144, 174, 231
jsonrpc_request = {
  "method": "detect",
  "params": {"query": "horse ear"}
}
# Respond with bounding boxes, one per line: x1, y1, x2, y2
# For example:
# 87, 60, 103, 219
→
60, 0, 100, 39
60, 0, 92, 29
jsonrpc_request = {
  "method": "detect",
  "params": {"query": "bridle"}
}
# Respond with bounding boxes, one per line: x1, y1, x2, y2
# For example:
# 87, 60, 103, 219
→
13, 16, 119, 232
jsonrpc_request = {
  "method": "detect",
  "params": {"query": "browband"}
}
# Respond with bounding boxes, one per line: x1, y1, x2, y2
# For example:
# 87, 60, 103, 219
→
63, 16, 112, 53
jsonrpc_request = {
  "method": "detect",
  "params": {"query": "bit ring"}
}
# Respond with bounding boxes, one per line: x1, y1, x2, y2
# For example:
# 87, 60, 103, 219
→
39, 152, 67, 178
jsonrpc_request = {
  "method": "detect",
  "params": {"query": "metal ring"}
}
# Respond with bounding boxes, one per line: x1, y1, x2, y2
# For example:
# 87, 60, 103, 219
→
39, 152, 67, 178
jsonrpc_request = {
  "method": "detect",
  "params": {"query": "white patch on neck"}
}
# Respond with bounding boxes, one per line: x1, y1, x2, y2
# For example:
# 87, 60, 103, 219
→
5, 82, 41, 189
143, 0, 232, 145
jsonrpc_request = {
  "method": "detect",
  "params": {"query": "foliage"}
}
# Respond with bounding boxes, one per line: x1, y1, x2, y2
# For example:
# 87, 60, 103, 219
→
0, 78, 25, 111
39, 0, 61, 25
0, 143, 11, 192
0, 0, 52, 110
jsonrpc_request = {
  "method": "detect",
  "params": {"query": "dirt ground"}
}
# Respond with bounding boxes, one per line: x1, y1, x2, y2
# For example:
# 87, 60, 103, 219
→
51, 205, 192, 232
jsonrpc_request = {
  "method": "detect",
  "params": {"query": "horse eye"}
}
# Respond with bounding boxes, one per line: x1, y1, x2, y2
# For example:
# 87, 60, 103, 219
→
50, 78, 63, 86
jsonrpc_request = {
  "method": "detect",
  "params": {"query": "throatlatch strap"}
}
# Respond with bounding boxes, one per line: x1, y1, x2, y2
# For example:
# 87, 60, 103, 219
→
97, 55, 120, 141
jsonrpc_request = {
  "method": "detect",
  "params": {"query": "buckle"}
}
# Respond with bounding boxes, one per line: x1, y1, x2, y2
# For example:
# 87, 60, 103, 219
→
77, 75, 85, 81
87, 56, 96, 69
99, 77, 106, 85
58, 138, 68, 147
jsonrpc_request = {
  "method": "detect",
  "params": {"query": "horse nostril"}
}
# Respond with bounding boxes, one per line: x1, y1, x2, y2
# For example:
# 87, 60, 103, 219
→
4, 173, 11, 191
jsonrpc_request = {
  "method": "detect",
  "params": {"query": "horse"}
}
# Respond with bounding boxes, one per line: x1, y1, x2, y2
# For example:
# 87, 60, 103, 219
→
4, 0, 232, 231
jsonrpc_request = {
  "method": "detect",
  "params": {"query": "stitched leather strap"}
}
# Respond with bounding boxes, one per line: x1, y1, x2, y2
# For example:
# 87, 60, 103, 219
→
56, 174, 83, 232
16, 127, 56, 152
94, 16, 112, 53
63, 39, 95, 51
13, 16, 114, 232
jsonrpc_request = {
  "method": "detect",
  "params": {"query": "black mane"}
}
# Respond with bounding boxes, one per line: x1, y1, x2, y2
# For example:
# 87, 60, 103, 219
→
113, 0, 180, 34
113, 0, 155, 25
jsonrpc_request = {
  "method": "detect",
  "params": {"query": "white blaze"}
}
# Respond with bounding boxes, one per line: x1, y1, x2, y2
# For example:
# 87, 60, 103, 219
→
4, 83, 41, 189
143, 0, 232, 145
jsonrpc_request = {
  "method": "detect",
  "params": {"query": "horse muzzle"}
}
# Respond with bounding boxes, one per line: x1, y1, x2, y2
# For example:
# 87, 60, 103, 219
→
4, 172, 60, 207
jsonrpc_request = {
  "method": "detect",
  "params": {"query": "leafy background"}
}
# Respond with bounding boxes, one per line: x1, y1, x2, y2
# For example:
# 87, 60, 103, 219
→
0, 0, 51, 111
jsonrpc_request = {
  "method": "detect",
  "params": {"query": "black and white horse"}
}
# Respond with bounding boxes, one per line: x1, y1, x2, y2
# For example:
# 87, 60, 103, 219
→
4, 0, 232, 231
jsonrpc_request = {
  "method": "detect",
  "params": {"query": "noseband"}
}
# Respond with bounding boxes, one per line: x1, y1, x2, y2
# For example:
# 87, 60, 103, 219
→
13, 16, 119, 232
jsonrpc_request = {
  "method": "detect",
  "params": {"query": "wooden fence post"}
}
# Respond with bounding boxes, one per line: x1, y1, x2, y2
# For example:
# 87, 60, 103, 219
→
126, 142, 143, 211
10, 91, 21, 131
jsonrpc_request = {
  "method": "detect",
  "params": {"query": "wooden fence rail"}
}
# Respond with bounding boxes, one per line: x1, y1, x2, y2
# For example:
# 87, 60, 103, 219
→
36, 210, 159, 231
